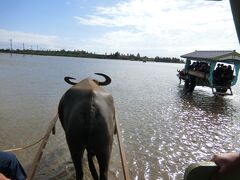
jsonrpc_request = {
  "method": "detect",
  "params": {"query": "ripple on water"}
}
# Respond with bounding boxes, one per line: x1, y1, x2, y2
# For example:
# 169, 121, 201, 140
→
1, 56, 240, 179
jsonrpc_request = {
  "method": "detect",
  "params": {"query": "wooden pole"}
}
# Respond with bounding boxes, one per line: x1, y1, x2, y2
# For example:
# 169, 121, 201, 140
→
115, 110, 131, 180
27, 114, 58, 180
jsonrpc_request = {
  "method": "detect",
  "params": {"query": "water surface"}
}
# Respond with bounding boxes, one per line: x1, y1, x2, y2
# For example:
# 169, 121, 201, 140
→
1, 53, 240, 179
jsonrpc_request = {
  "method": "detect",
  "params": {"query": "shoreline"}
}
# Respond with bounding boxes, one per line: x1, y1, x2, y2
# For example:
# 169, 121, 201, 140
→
0, 49, 184, 63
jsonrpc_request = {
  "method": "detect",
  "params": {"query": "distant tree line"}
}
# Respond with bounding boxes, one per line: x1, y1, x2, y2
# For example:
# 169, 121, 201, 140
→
0, 48, 184, 63
154, 56, 184, 63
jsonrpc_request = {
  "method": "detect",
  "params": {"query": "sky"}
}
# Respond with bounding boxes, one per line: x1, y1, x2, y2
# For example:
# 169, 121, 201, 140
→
0, 0, 239, 58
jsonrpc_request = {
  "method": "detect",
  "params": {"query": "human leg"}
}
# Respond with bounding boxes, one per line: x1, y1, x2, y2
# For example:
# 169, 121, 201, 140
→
0, 152, 26, 180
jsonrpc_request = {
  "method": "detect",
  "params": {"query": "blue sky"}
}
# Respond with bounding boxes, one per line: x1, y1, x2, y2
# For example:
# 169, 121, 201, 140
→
0, 0, 239, 57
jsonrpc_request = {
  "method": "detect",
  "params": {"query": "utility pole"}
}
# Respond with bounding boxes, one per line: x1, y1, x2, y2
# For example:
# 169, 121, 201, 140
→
22, 43, 25, 57
10, 39, 12, 56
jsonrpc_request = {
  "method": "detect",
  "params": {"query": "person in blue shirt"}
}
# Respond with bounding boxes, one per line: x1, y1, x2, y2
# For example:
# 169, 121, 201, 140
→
0, 151, 26, 180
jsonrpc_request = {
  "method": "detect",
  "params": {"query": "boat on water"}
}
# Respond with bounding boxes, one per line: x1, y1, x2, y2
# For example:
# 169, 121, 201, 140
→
177, 50, 240, 95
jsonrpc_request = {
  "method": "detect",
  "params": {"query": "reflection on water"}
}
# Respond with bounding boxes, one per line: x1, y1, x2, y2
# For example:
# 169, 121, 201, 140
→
1, 53, 240, 179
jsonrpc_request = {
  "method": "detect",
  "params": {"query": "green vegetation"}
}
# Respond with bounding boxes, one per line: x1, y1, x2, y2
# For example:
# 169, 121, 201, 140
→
0, 48, 184, 63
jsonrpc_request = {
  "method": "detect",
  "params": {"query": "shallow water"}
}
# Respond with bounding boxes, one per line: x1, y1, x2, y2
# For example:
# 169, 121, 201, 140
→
1, 53, 240, 180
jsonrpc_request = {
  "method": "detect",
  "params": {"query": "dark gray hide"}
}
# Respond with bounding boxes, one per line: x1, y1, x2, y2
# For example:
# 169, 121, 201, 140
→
58, 74, 116, 180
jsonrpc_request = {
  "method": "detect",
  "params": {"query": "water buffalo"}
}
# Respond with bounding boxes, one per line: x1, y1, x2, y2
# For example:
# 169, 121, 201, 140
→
58, 73, 116, 180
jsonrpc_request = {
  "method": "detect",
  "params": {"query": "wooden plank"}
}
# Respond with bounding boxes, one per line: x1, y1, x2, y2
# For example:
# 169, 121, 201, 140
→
214, 92, 233, 96
212, 86, 233, 96
184, 162, 240, 180
27, 114, 58, 180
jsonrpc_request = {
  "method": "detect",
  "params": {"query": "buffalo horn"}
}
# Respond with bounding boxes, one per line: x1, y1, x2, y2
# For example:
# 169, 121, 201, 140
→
64, 76, 77, 85
94, 73, 111, 86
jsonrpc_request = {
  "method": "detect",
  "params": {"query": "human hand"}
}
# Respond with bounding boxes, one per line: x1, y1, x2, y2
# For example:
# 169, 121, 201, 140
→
0, 173, 10, 180
211, 152, 240, 178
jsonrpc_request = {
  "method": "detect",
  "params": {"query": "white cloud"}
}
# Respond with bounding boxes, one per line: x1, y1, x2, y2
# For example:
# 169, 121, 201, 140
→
0, 29, 96, 52
0, 29, 59, 50
74, 0, 239, 57
1, 0, 238, 57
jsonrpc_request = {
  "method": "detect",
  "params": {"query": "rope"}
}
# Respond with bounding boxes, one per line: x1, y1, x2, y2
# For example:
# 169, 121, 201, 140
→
3, 136, 45, 152
2, 115, 57, 153
2, 107, 129, 179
